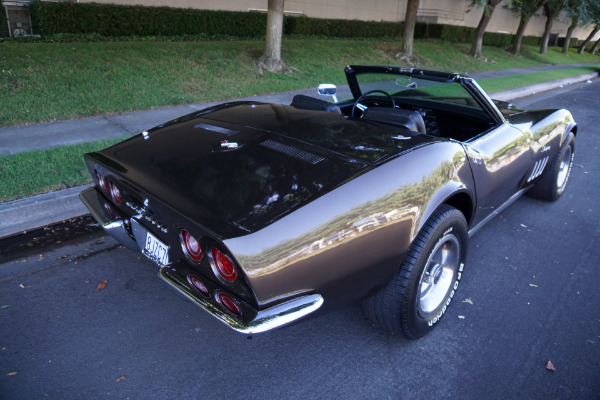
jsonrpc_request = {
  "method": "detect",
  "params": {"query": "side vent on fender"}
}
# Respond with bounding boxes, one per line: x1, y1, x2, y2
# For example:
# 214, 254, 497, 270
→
527, 156, 549, 182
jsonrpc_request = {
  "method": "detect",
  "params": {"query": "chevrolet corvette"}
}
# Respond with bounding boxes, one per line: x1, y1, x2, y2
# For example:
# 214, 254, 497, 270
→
80, 65, 576, 338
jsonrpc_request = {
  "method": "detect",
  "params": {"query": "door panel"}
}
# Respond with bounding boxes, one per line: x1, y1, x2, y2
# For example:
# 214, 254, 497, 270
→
465, 123, 532, 227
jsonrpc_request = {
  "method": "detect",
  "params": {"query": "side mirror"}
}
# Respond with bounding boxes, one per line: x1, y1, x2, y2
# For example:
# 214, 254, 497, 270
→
318, 84, 338, 103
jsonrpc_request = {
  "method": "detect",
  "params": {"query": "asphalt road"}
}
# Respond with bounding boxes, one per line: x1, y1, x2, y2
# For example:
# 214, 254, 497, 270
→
1, 81, 599, 400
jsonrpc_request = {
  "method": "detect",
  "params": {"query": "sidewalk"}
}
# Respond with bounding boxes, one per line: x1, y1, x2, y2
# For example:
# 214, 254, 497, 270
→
1, 62, 599, 238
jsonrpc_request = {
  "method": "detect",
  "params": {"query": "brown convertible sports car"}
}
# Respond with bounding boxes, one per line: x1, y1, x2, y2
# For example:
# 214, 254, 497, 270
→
80, 65, 576, 338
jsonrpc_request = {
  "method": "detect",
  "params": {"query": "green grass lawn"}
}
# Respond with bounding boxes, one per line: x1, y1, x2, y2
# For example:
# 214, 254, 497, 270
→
1, 39, 598, 127
0, 38, 598, 202
0, 138, 125, 202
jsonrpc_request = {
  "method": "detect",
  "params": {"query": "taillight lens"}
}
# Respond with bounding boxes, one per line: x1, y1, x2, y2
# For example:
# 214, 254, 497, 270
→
215, 292, 242, 316
109, 181, 122, 204
187, 274, 209, 297
96, 171, 108, 193
180, 229, 203, 263
211, 248, 237, 282
103, 202, 119, 220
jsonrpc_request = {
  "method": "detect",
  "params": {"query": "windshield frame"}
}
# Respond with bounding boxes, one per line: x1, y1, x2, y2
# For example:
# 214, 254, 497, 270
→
344, 65, 505, 125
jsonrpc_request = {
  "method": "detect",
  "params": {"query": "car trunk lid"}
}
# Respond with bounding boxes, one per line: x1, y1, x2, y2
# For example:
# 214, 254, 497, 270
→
87, 102, 430, 236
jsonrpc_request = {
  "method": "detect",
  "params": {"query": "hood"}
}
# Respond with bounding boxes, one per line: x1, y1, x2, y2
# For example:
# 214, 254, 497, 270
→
91, 102, 431, 235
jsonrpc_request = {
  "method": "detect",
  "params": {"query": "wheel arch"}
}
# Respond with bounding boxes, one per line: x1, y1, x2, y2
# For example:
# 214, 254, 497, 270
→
444, 191, 475, 226
566, 121, 577, 138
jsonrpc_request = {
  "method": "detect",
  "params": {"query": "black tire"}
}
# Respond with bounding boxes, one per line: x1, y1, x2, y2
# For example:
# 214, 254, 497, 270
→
363, 205, 468, 339
528, 132, 575, 202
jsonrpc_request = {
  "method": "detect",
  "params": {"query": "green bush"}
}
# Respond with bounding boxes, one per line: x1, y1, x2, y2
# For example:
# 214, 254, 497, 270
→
557, 37, 582, 48
29, 1, 267, 37
285, 15, 402, 38
27, 0, 547, 50
483, 32, 513, 48
522, 35, 540, 46
439, 25, 475, 43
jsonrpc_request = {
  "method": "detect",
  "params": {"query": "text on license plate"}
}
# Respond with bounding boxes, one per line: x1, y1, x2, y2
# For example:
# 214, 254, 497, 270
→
144, 232, 169, 266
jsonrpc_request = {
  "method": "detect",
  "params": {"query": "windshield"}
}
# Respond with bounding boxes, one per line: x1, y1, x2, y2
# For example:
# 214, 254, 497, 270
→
355, 72, 485, 112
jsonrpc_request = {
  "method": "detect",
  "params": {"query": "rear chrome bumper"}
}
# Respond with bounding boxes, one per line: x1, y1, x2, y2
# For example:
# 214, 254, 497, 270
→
79, 186, 324, 334
79, 187, 138, 251
159, 268, 323, 334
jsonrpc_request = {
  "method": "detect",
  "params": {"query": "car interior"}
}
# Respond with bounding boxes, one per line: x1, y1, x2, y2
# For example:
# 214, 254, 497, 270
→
290, 93, 496, 142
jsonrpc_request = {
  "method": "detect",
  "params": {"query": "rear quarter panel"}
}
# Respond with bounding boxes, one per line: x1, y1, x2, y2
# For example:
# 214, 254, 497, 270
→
508, 108, 576, 159
224, 140, 475, 309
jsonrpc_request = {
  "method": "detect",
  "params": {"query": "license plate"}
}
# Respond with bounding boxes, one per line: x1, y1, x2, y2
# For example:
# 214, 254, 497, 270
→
143, 231, 169, 266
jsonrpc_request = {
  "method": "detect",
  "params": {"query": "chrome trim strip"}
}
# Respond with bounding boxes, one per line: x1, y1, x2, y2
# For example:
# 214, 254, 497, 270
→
79, 187, 139, 251
539, 156, 549, 176
468, 186, 530, 237
159, 268, 324, 334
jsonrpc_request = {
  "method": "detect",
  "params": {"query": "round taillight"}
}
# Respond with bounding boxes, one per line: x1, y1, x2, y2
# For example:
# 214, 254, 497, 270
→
180, 229, 203, 262
211, 248, 237, 282
187, 274, 209, 297
109, 181, 122, 204
215, 291, 242, 316
96, 171, 108, 193
103, 202, 118, 220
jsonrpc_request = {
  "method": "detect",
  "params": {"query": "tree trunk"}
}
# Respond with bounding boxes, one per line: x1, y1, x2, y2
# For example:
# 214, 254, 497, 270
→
562, 18, 577, 55
511, 0, 546, 56
469, 0, 502, 58
400, 0, 420, 57
540, 14, 554, 55
540, 1, 563, 55
511, 17, 530, 56
261, 0, 284, 72
591, 38, 600, 55
578, 25, 600, 55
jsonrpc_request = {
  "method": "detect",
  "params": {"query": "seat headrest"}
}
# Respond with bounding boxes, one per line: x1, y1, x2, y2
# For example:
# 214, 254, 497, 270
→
291, 95, 342, 114
361, 107, 426, 135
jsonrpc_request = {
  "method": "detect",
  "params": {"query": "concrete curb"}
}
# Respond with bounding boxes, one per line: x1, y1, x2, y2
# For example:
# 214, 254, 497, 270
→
492, 72, 598, 101
1, 72, 598, 239
0, 185, 92, 238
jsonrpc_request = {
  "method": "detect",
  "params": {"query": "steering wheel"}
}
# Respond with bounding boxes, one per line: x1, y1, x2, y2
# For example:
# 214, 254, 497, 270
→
351, 90, 396, 118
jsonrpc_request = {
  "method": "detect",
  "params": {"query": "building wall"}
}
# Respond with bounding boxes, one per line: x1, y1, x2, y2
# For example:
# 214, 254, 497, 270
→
28, 0, 600, 41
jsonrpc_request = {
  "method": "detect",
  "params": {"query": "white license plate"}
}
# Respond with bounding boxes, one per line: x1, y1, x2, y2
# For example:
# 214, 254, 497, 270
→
143, 232, 169, 266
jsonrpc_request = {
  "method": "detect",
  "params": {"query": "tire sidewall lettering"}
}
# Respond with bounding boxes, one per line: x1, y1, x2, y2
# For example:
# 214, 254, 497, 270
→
413, 214, 467, 334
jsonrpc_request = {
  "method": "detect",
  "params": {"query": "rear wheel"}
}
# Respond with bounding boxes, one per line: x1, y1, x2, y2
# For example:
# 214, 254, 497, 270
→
528, 132, 575, 201
363, 205, 468, 339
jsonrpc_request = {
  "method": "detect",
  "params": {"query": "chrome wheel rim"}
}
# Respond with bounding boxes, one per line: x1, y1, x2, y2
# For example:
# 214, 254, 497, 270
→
417, 234, 460, 317
556, 146, 572, 190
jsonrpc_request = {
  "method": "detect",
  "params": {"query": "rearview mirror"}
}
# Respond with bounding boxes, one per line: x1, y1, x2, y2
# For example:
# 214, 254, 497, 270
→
318, 84, 338, 103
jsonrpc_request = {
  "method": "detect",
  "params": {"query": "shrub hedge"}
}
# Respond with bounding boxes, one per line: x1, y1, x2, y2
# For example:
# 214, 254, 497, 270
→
285, 16, 402, 38
29, 1, 267, 37
27, 0, 541, 48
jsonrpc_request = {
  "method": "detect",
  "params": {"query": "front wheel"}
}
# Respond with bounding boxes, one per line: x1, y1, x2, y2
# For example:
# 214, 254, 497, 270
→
528, 132, 575, 202
363, 205, 468, 339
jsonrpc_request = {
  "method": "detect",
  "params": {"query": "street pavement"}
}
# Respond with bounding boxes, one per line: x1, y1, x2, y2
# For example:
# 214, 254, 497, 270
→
0, 62, 599, 238
0, 79, 598, 399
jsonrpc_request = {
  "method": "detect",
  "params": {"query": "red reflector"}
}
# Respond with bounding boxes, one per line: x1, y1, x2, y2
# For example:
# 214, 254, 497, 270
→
211, 248, 237, 282
216, 292, 242, 316
180, 229, 203, 262
187, 274, 209, 297
109, 181, 122, 204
